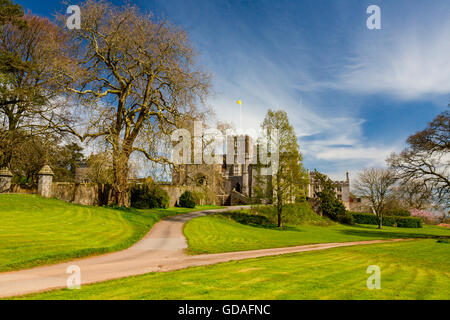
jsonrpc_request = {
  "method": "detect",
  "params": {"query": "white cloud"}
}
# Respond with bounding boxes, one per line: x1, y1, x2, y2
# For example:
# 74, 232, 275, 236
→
196, 2, 449, 180
333, 17, 450, 99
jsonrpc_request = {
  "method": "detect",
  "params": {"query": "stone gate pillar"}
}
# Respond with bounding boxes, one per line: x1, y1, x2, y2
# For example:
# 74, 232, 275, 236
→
0, 167, 13, 193
38, 165, 54, 198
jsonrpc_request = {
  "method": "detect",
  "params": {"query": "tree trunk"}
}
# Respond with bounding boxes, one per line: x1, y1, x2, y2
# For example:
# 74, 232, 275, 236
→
278, 209, 283, 228
377, 214, 382, 229
276, 173, 283, 227
277, 193, 283, 228
112, 150, 130, 207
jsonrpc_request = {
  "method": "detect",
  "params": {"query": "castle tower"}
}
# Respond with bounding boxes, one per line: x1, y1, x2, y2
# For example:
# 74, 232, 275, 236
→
242, 135, 251, 196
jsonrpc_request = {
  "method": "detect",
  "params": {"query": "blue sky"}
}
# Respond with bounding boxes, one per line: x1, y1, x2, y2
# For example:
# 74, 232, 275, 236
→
17, 0, 450, 180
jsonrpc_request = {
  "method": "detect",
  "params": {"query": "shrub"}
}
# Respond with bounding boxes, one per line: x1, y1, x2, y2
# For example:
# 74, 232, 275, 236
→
130, 183, 169, 209
223, 211, 273, 226
350, 212, 422, 228
395, 216, 422, 228
384, 208, 411, 216
178, 191, 196, 208
318, 192, 346, 220
250, 203, 334, 226
410, 209, 443, 225
337, 211, 354, 225
382, 216, 396, 227
351, 212, 378, 225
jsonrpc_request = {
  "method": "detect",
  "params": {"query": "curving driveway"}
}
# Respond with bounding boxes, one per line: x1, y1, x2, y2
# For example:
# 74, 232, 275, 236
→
0, 206, 408, 298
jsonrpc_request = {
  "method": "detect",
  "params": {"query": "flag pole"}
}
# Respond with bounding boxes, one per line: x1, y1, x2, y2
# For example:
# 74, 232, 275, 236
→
240, 103, 242, 130
237, 100, 242, 131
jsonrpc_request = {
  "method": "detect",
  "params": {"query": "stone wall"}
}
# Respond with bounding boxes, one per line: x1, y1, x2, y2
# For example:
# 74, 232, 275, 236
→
9, 182, 113, 206
10, 184, 37, 194
159, 184, 221, 207
51, 182, 113, 206
230, 190, 248, 206
8, 181, 219, 207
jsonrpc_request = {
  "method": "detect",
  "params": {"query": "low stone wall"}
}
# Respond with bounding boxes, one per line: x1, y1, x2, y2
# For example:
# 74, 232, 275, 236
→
52, 182, 113, 206
10, 184, 37, 194
159, 184, 221, 207
8, 182, 113, 206
9, 180, 219, 207
230, 190, 248, 206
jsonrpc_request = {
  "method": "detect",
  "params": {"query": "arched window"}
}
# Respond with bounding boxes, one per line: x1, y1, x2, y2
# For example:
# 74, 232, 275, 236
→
194, 173, 207, 186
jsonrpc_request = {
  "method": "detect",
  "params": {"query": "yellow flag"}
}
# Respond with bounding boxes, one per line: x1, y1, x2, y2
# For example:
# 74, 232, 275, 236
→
237, 100, 242, 105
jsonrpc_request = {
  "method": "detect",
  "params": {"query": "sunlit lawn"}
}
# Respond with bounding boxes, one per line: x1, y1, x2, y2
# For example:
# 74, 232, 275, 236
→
184, 213, 450, 254
15, 239, 450, 300
0, 194, 220, 272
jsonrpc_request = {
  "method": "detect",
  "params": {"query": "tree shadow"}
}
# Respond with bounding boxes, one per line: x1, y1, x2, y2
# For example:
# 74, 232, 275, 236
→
338, 228, 450, 240
220, 212, 301, 232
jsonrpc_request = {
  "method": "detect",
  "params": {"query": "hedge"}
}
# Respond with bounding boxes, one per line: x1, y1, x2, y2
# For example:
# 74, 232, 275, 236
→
395, 216, 422, 228
384, 208, 411, 216
350, 212, 422, 228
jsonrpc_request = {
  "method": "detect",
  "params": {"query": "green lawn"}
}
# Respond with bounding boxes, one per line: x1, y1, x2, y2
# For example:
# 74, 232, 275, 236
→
0, 194, 220, 272
184, 212, 450, 254
15, 239, 450, 300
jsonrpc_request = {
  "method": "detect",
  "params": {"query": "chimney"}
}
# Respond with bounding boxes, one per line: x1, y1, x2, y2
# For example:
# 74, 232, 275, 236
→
346, 171, 349, 182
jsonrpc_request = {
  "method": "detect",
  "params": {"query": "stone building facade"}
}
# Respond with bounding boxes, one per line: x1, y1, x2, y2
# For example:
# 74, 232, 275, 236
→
307, 170, 351, 209
172, 135, 266, 205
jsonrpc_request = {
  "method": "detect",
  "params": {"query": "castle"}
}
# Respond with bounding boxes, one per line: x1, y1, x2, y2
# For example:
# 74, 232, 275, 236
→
172, 135, 265, 205
306, 170, 351, 209
172, 134, 351, 207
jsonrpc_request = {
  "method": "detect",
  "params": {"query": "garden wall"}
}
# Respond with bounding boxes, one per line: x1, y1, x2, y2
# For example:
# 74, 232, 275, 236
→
159, 184, 223, 207
51, 182, 114, 206
9, 182, 113, 206
8, 181, 222, 207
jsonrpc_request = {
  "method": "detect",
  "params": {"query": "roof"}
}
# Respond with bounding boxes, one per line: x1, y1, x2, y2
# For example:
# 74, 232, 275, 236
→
38, 165, 54, 176
0, 167, 12, 177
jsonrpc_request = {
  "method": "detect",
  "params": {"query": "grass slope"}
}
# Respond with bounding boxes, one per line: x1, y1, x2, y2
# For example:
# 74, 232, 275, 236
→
0, 194, 220, 272
184, 213, 450, 254
15, 239, 450, 300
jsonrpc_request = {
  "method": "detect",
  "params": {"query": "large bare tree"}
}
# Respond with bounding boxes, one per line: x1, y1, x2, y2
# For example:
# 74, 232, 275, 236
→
394, 179, 433, 210
354, 168, 397, 229
388, 110, 449, 208
60, 1, 210, 206
0, 11, 74, 167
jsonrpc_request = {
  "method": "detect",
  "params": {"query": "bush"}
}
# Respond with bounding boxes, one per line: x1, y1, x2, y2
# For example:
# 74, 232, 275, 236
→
382, 216, 397, 227
130, 183, 169, 209
350, 212, 422, 228
178, 191, 196, 208
350, 212, 378, 225
250, 203, 334, 226
337, 211, 354, 225
395, 216, 422, 228
318, 193, 346, 220
223, 211, 273, 226
384, 208, 411, 216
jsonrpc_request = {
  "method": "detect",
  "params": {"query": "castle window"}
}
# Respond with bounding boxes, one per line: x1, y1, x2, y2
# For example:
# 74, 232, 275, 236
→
195, 173, 207, 186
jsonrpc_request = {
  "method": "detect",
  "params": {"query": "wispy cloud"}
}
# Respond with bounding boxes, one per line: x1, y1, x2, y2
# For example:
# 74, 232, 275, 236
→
329, 6, 450, 100
142, 0, 448, 178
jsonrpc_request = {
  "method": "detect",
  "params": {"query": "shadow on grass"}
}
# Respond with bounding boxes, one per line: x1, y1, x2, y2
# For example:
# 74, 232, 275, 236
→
338, 227, 450, 240
220, 212, 301, 232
